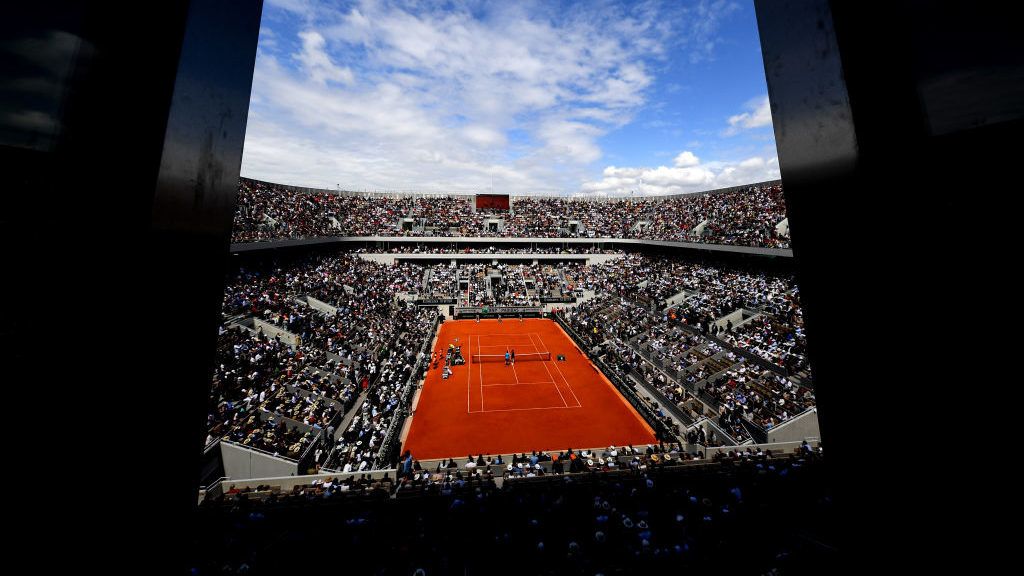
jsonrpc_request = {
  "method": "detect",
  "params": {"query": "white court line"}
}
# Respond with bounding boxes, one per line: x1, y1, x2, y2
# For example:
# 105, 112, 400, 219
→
470, 331, 570, 411
475, 405, 580, 413
526, 333, 567, 408
467, 330, 472, 414
510, 346, 521, 385
532, 332, 582, 408
478, 334, 484, 412
520, 332, 544, 354
547, 353, 582, 407
527, 333, 567, 408
482, 381, 556, 387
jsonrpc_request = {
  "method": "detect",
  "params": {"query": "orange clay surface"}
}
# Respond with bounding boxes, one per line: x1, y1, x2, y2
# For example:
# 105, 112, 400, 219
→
401, 318, 657, 460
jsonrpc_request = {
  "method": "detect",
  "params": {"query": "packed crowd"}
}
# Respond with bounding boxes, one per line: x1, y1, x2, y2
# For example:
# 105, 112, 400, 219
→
491, 264, 535, 306
717, 287, 809, 374
206, 326, 337, 458
561, 271, 813, 444
231, 178, 790, 247
562, 295, 718, 437
193, 223, 830, 573
624, 257, 809, 377
424, 263, 458, 297
324, 348, 420, 473
450, 253, 810, 380
210, 248, 810, 462
534, 262, 579, 299
210, 253, 438, 464
409, 196, 482, 236
698, 364, 815, 432
232, 179, 412, 241
459, 264, 493, 307
396, 444, 715, 488
207, 440, 821, 505
192, 444, 831, 575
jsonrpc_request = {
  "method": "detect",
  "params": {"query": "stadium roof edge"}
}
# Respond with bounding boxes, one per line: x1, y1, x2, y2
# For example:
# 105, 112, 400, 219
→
237, 176, 784, 202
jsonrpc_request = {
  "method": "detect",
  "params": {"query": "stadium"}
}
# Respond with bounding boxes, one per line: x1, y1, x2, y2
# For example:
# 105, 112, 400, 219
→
205, 178, 817, 486
189, 176, 827, 571
6, 1, 1008, 574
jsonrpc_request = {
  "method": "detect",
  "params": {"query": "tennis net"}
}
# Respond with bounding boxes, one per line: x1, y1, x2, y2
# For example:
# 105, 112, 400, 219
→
471, 352, 550, 363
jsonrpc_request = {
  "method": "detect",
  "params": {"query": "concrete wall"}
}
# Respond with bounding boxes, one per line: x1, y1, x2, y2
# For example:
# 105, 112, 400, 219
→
766, 408, 820, 444
304, 296, 338, 315
252, 318, 300, 346
228, 317, 257, 334
583, 253, 622, 265
692, 219, 710, 236
485, 218, 505, 234
693, 418, 738, 446
548, 290, 596, 311
220, 441, 298, 480
359, 253, 394, 264
703, 438, 819, 457
776, 217, 790, 237
714, 309, 759, 330
663, 290, 694, 309
209, 469, 398, 499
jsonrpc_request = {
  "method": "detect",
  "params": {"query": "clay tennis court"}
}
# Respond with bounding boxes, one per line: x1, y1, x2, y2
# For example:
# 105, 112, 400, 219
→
401, 318, 657, 460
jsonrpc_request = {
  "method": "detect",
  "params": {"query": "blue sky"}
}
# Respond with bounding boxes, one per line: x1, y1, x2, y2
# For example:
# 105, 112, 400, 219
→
241, 0, 779, 196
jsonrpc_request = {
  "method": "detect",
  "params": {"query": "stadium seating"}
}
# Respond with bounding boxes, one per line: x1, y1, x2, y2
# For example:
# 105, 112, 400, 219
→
231, 178, 790, 247
208, 244, 814, 474
192, 445, 832, 574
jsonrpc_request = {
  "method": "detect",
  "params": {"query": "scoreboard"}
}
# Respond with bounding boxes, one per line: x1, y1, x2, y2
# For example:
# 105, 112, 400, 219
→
475, 193, 510, 210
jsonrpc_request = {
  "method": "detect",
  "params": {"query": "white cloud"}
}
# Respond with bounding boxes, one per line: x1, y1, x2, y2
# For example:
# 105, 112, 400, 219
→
258, 27, 277, 50
265, 0, 318, 21
683, 0, 743, 63
244, 2, 682, 193
295, 31, 354, 85
462, 124, 506, 148
242, 1, 759, 195
579, 151, 779, 197
536, 119, 604, 164
725, 95, 773, 135
673, 150, 700, 167
714, 156, 780, 187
